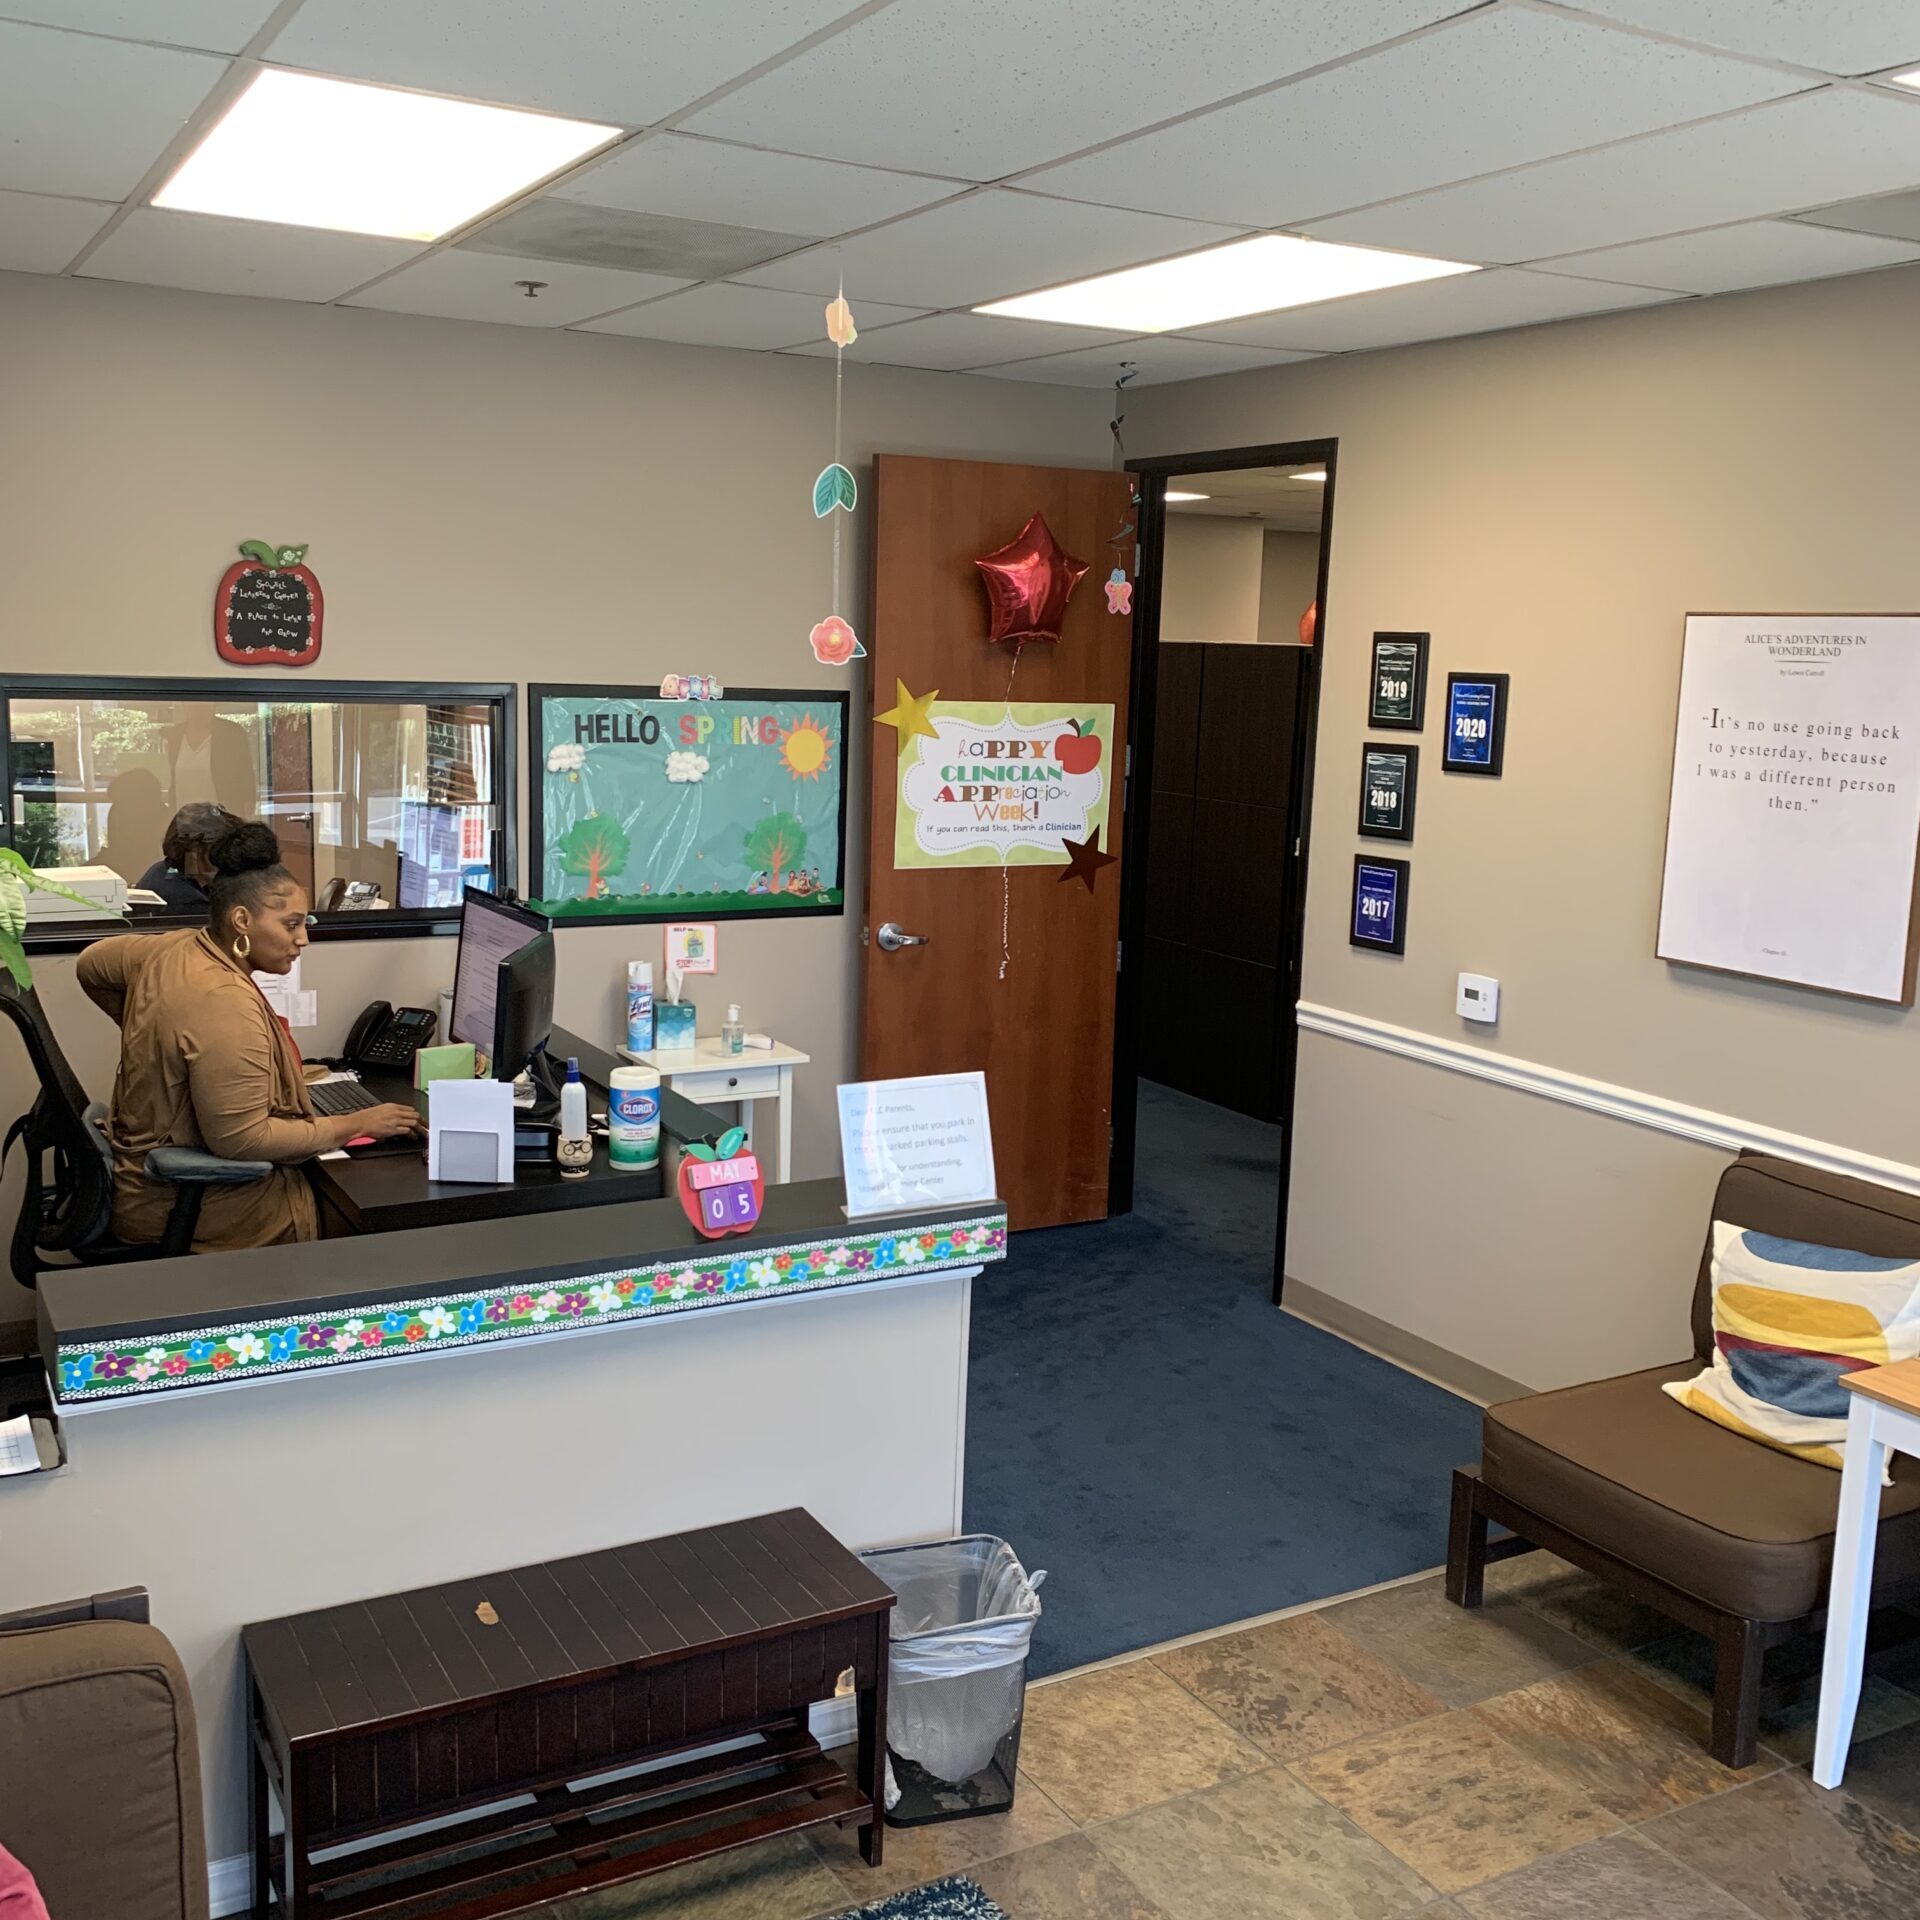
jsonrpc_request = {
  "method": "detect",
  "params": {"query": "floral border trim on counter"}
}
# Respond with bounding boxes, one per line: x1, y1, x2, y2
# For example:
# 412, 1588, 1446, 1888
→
55, 1215, 1008, 1404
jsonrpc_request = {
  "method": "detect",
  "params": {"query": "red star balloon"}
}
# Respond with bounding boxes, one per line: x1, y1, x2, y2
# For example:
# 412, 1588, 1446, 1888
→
974, 513, 1089, 645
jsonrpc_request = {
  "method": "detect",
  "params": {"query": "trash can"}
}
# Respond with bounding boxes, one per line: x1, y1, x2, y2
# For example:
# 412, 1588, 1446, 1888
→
859, 1535, 1046, 1827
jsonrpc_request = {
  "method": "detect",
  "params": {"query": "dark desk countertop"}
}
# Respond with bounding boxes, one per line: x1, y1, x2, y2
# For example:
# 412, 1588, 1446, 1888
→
41, 1179, 1009, 1411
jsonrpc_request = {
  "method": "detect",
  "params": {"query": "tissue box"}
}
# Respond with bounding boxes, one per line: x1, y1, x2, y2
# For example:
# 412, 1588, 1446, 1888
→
655, 1000, 698, 1052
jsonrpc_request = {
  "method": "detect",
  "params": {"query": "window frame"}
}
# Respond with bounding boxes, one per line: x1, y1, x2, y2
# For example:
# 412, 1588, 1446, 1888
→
1, 673, 518, 950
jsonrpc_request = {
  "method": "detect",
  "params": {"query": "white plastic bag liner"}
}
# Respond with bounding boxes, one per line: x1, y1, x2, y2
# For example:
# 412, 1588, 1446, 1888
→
861, 1536, 1046, 1788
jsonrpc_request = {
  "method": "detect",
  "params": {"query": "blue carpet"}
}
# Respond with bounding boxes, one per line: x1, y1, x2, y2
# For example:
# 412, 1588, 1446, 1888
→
963, 1080, 1484, 1678
833, 1877, 1007, 1919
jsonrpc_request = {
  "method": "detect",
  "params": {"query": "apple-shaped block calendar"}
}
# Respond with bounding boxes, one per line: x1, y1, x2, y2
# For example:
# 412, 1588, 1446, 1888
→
677, 1126, 764, 1239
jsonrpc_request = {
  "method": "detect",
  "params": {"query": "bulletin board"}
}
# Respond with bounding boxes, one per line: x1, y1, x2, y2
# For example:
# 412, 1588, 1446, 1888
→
529, 685, 848, 926
1656, 613, 1920, 1003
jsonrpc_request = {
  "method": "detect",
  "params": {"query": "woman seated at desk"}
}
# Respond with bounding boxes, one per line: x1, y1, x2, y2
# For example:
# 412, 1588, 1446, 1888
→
77, 822, 423, 1251
134, 800, 239, 910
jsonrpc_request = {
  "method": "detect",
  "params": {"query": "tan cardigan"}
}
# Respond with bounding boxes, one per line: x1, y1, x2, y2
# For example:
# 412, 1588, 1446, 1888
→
77, 929, 323, 1250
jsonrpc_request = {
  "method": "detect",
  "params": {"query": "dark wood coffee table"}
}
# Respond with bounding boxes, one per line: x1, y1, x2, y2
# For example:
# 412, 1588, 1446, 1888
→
243, 1509, 895, 1919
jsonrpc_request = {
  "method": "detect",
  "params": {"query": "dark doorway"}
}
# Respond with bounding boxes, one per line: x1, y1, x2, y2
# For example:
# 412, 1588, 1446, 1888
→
1111, 439, 1338, 1306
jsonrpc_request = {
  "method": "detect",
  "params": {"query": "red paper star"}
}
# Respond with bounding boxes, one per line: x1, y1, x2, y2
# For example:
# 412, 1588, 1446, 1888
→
1058, 828, 1116, 893
974, 513, 1089, 645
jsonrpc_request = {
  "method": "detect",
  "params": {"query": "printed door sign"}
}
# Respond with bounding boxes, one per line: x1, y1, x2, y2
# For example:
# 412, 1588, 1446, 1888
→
896, 701, 1114, 869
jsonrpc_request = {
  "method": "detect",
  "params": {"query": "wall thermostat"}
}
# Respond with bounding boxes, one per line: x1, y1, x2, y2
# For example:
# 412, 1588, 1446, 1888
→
1457, 972, 1500, 1024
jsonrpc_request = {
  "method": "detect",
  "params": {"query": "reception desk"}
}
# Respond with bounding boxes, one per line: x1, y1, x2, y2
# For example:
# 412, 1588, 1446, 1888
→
4, 1177, 1005, 1907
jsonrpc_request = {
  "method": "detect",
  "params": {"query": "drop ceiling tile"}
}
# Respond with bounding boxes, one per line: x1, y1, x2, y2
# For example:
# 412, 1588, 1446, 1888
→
1568, 3, 1920, 76
1797, 186, 1920, 243
732, 189, 1239, 307
265, 0, 863, 127
783, 309, 1131, 371
1190, 268, 1679, 352
0, 4, 280, 50
1308, 89, 1920, 263
344, 247, 692, 325
979, 336, 1319, 387
0, 20, 227, 200
553, 133, 965, 235
465, 198, 807, 279
576, 282, 926, 349
1542, 219, 1920, 293
78, 207, 420, 301
1028, 9, 1801, 227
0, 189, 114, 273
685, 0, 1471, 179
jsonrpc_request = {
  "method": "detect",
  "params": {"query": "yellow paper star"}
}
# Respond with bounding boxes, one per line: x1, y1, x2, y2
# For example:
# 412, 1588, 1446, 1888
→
874, 679, 940, 757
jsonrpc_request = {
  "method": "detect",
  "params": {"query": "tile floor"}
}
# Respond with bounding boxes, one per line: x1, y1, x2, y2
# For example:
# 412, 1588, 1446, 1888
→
547, 1554, 1920, 1920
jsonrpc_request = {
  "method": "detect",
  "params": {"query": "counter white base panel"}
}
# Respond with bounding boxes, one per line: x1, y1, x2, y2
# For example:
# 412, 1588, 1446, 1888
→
0, 1266, 975, 1889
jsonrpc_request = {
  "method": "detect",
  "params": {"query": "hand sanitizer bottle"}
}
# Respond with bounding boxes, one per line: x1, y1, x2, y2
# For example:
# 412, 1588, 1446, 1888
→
557, 1057, 592, 1178
722, 1004, 745, 1056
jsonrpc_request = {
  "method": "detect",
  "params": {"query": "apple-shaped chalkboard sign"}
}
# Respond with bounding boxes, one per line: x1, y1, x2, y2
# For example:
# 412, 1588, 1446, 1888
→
215, 540, 323, 667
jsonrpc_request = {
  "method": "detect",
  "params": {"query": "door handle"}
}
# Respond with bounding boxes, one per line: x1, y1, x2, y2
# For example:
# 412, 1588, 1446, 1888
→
875, 923, 929, 952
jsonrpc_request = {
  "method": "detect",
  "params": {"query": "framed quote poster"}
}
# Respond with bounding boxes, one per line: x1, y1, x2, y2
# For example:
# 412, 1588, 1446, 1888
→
530, 685, 849, 926
1656, 613, 1920, 1003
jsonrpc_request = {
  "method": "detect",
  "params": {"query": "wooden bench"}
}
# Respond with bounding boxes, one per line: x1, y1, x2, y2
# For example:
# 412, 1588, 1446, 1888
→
243, 1509, 895, 1919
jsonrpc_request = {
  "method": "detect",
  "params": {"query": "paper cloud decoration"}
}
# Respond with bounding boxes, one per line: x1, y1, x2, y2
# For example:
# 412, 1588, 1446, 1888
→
547, 742, 586, 774
665, 750, 710, 783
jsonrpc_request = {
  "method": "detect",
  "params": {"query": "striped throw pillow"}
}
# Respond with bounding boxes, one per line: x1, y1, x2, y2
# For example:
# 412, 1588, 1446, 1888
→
1662, 1223, 1920, 1470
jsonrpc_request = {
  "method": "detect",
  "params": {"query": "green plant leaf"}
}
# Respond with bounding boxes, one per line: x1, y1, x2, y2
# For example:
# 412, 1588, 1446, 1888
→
0, 871, 25, 940
812, 463, 857, 519
0, 935, 30, 990
716, 1126, 747, 1158
238, 540, 278, 567
274, 544, 309, 567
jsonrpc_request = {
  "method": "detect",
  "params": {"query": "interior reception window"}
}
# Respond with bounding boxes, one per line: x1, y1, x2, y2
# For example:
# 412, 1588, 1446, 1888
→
0, 677, 515, 937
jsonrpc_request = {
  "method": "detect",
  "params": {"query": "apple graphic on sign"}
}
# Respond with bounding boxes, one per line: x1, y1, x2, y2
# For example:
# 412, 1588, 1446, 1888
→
1054, 717, 1101, 777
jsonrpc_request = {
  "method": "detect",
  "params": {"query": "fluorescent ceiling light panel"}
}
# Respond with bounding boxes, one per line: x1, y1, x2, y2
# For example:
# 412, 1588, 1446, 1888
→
978, 233, 1476, 333
1291, 469, 1328, 481
1164, 491, 1211, 502
154, 69, 618, 242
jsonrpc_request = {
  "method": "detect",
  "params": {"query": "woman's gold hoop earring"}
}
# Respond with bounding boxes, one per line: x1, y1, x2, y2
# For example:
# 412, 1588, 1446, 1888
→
233, 932, 251, 962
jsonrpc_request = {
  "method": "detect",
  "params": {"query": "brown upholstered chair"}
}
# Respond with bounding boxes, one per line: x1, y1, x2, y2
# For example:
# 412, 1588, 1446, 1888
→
0, 1589, 209, 1920
1447, 1150, 1920, 1767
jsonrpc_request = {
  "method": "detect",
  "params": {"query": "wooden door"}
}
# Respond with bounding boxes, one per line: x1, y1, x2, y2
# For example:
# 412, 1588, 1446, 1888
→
862, 455, 1135, 1230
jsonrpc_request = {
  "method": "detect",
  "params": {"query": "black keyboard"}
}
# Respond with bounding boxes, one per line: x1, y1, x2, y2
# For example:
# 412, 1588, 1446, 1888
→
309, 1078, 382, 1117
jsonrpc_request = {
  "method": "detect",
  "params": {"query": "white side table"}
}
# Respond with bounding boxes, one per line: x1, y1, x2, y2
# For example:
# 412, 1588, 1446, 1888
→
617, 1038, 811, 1185
1812, 1357, 1920, 1787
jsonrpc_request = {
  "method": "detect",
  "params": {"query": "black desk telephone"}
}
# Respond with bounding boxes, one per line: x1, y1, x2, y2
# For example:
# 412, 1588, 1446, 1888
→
343, 1001, 437, 1070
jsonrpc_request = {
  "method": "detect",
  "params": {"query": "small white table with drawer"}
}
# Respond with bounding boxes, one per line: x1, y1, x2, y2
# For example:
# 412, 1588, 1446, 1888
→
617, 1038, 811, 1184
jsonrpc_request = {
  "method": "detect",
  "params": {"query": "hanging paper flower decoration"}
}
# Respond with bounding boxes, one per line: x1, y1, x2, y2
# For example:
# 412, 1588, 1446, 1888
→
1300, 600, 1318, 646
1104, 567, 1132, 615
974, 513, 1089, 646
825, 294, 858, 346
809, 615, 865, 666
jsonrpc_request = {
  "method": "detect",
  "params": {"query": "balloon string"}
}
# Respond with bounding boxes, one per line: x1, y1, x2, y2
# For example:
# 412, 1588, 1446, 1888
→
997, 639, 1025, 982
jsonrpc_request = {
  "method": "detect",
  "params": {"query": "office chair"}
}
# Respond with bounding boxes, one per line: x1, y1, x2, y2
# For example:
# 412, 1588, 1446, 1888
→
0, 974, 270, 1288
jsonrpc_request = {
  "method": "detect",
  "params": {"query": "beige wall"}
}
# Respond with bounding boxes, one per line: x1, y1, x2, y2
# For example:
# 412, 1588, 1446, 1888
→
0, 270, 1106, 1316
1160, 513, 1263, 644
1258, 530, 1319, 646
1130, 264, 1920, 1388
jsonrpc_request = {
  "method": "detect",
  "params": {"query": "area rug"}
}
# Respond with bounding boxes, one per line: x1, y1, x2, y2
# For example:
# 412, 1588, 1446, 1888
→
965, 1078, 1485, 1675
832, 1874, 1010, 1919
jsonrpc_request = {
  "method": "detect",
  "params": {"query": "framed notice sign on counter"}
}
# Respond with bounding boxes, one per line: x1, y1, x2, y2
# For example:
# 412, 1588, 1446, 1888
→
1657, 613, 1920, 1004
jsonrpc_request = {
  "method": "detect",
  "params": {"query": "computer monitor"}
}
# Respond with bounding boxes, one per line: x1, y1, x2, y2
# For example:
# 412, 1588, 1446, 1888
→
449, 887, 548, 1053
492, 929, 555, 1085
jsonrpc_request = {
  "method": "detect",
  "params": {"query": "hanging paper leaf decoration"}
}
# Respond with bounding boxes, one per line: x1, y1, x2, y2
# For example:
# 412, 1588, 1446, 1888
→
825, 294, 858, 346
813, 463, 857, 518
